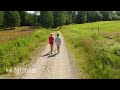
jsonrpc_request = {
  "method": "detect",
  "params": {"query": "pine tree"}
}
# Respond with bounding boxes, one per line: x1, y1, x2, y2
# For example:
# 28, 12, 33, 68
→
65, 11, 73, 25
18, 11, 31, 26
53, 11, 66, 28
87, 11, 102, 22
3, 11, 20, 29
100, 11, 113, 21
75, 11, 87, 24
0, 11, 4, 29
40, 11, 54, 28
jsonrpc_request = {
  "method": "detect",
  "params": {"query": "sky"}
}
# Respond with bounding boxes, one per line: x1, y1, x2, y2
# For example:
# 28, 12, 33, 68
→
26, 11, 35, 14
26, 11, 40, 15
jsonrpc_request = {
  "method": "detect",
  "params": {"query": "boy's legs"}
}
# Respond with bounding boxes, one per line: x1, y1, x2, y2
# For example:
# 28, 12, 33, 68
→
50, 44, 53, 53
57, 45, 60, 53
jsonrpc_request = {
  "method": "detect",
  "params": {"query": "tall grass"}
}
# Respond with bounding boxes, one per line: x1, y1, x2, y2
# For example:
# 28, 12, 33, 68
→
61, 21, 120, 79
0, 28, 51, 74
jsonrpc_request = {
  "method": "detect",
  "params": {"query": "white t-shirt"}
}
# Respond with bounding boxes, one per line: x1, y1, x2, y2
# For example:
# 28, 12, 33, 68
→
55, 36, 61, 46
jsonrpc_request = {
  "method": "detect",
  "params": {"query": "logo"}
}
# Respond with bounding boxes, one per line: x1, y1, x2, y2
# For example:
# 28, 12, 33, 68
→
6, 67, 36, 74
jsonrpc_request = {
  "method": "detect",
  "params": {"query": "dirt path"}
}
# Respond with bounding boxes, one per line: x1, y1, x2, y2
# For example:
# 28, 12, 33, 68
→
19, 31, 80, 79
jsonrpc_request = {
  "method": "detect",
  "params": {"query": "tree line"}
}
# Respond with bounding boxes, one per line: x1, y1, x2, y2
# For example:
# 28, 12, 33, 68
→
0, 11, 120, 29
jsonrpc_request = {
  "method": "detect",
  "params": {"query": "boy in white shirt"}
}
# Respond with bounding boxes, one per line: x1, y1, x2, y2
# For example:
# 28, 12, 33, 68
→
55, 34, 61, 54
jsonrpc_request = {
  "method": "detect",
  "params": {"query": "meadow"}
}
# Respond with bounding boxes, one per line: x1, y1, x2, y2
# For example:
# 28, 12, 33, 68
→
0, 27, 51, 74
0, 26, 38, 44
61, 21, 120, 79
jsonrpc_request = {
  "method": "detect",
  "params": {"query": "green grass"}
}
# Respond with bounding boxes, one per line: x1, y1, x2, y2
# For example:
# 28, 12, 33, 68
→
0, 28, 51, 74
69, 21, 120, 32
61, 21, 120, 79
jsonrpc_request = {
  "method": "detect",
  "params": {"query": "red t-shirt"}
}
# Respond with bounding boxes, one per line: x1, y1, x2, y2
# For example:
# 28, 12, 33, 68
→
49, 36, 54, 45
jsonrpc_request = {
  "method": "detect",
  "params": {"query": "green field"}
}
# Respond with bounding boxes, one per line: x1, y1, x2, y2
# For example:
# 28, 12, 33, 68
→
61, 21, 120, 79
0, 27, 51, 74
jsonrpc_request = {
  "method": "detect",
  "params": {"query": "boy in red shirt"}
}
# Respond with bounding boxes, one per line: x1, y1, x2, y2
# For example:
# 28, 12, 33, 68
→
49, 33, 54, 54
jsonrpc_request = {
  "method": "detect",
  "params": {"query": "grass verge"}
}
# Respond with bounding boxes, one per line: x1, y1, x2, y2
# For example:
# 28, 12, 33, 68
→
0, 28, 51, 74
61, 21, 120, 79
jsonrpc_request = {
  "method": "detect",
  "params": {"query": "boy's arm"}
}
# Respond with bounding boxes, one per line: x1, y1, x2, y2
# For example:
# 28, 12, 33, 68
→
48, 37, 50, 43
60, 38, 61, 45
54, 38, 56, 45
55, 38, 56, 43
